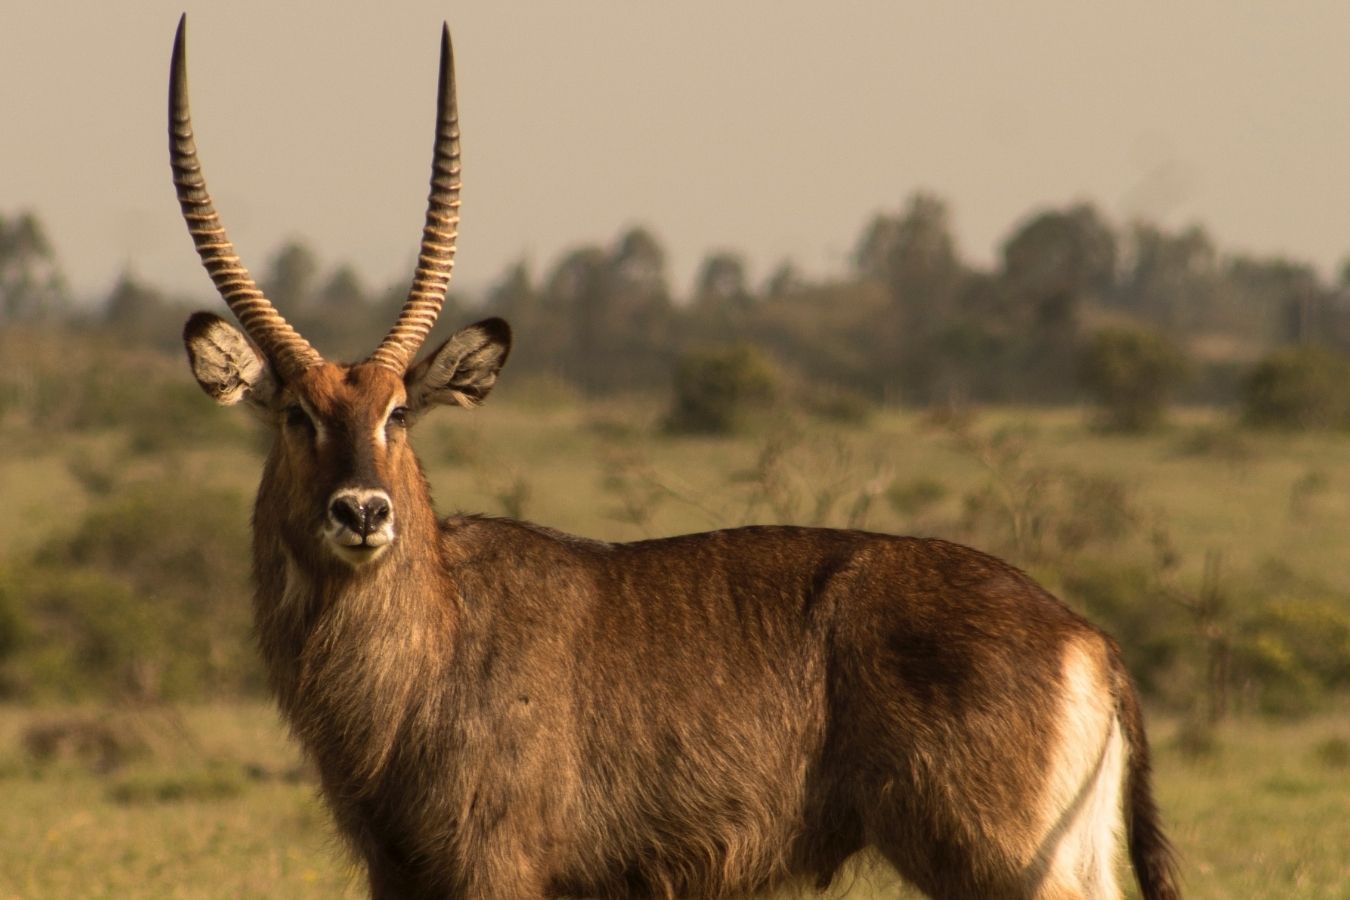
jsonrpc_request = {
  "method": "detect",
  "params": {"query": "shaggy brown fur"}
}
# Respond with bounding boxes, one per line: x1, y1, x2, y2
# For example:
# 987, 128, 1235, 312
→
182, 313, 1179, 900
171, 18, 1177, 897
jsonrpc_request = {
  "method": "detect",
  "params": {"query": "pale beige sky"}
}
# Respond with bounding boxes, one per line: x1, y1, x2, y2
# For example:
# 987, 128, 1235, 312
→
5, 2, 1350, 303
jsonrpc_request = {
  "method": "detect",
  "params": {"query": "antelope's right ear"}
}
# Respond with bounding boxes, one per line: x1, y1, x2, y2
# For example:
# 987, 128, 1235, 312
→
183, 312, 277, 409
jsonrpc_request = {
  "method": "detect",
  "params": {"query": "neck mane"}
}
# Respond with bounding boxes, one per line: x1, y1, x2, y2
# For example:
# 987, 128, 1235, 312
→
251, 453, 456, 789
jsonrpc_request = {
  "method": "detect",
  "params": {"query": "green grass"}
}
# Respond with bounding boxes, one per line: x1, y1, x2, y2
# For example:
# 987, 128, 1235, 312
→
1, 703, 1348, 898
5, 395, 1349, 598
0, 704, 363, 899
1151, 714, 1350, 898
3, 362, 1349, 896
403, 400, 1350, 597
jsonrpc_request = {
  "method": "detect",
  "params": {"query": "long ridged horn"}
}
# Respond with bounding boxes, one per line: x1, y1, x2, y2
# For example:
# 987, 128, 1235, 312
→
169, 14, 321, 379
367, 23, 461, 374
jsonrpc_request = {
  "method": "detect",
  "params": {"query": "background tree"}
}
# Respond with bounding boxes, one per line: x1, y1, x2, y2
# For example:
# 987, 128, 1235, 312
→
1242, 346, 1350, 430
262, 240, 320, 316
1079, 326, 1188, 431
762, 260, 807, 300
544, 244, 612, 392
1118, 223, 1221, 333
854, 193, 968, 402
1224, 255, 1324, 346
482, 260, 563, 381
102, 271, 177, 353
997, 203, 1117, 399
0, 211, 68, 323
1001, 204, 1117, 304
692, 251, 752, 318
539, 228, 674, 393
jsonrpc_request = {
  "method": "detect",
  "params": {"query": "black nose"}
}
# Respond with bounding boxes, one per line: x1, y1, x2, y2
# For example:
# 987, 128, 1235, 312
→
329, 494, 391, 537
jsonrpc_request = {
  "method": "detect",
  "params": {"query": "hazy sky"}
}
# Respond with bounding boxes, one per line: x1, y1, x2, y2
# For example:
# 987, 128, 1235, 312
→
6, 2, 1350, 305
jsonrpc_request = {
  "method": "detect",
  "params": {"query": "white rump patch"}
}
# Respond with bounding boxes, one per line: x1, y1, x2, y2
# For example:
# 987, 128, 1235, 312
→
1034, 640, 1126, 899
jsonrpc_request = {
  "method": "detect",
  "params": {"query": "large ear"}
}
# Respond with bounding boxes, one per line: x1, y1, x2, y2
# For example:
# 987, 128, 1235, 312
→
183, 311, 277, 409
405, 318, 511, 413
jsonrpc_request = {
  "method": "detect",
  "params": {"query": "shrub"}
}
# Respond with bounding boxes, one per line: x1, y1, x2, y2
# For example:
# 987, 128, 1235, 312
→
0, 573, 26, 663
21, 714, 149, 773
16, 482, 262, 700
886, 476, 949, 518
1241, 346, 1350, 430
123, 378, 254, 455
2, 333, 252, 451
1314, 737, 1350, 769
3, 566, 151, 699
1172, 716, 1223, 761
47, 483, 250, 597
955, 425, 1137, 562
664, 344, 778, 434
1172, 425, 1256, 462
107, 767, 245, 806
802, 385, 874, 425
1078, 327, 1188, 431
1234, 597, 1350, 715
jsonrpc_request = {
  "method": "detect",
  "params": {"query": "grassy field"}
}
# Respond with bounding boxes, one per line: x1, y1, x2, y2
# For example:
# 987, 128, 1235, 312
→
2, 372, 1349, 897
6, 395, 1348, 593
1, 702, 1347, 898
0, 703, 363, 900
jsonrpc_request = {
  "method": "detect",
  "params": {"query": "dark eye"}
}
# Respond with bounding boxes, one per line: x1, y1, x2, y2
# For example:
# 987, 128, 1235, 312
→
387, 406, 410, 429
284, 404, 311, 430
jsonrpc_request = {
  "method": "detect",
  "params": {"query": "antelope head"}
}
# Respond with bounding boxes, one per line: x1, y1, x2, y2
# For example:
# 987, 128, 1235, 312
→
171, 16, 510, 569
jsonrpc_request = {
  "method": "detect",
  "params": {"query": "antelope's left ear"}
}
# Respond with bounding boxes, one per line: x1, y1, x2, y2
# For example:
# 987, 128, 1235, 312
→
406, 317, 512, 412
183, 312, 277, 410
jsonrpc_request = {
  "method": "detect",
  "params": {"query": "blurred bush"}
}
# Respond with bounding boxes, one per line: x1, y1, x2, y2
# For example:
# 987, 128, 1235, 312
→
1241, 346, 1350, 430
1234, 597, 1350, 716
0, 330, 253, 453
800, 384, 875, 426
954, 424, 1138, 563
664, 344, 778, 435
1172, 424, 1256, 463
3, 481, 261, 701
107, 766, 245, 806
886, 476, 949, 518
0, 575, 28, 665
1078, 326, 1189, 431
21, 712, 149, 773
1314, 737, 1350, 769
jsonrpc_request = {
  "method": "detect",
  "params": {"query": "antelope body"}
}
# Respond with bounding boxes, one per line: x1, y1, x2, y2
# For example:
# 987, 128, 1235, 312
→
169, 18, 1180, 900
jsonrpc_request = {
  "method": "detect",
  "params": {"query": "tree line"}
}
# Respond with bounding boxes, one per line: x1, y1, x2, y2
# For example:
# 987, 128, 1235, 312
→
5, 197, 1350, 428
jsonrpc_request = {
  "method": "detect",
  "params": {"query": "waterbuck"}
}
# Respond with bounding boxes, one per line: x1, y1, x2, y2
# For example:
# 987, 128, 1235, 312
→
170, 16, 1179, 900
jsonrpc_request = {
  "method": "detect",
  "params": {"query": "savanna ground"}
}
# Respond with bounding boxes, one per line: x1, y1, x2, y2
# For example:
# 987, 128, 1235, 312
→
2, 702, 1348, 899
2, 368, 1349, 898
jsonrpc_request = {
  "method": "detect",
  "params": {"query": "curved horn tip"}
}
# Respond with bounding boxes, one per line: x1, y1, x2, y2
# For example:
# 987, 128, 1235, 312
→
440, 23, 455, 72
171, 15, 188, 91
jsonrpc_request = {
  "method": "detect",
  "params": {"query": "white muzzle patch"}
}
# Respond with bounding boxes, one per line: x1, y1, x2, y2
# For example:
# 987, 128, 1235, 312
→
324, 487, 396, 565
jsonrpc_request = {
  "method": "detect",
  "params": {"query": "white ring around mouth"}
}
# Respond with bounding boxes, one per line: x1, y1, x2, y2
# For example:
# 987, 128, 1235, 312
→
324, 529, 394, 564
330, 541, 392, 565
322, 520, 395, 565
328, 528, 393, 548
321, 488, 396, 565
